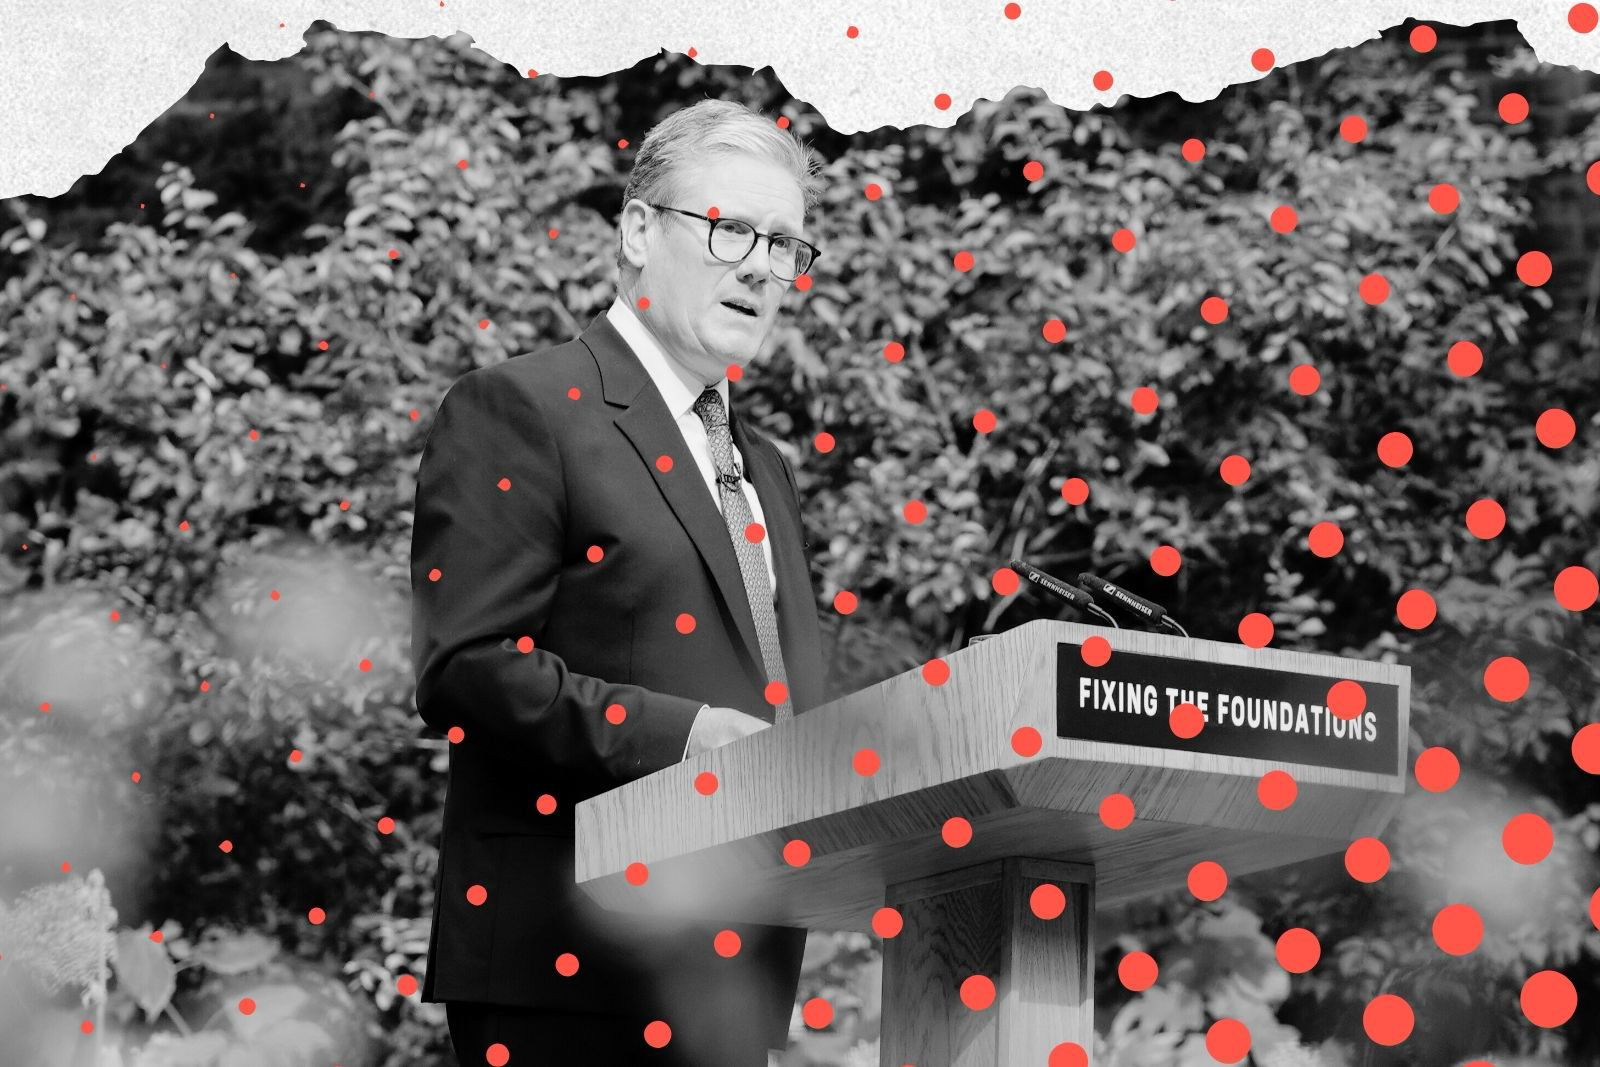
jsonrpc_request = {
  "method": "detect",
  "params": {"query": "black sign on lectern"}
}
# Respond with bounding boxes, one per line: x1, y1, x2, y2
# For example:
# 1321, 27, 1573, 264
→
1055, 641, 1401, 776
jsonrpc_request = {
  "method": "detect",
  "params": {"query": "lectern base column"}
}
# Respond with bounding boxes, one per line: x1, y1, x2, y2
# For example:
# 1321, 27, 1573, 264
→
880, 857, 1095, 1067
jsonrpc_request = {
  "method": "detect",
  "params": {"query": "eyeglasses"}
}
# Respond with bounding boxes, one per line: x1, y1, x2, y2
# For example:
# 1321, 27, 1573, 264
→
644, 202, 820, 282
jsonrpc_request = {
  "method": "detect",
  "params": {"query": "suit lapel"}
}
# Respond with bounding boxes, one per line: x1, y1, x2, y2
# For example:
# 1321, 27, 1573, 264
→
580, 311, 815, 710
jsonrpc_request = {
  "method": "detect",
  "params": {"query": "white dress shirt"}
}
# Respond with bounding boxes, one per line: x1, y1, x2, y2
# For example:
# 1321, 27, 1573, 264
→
605, 296, 779, 757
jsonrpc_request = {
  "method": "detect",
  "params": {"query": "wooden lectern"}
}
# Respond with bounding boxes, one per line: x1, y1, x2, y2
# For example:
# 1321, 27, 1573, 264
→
574, 619, 1410, 1065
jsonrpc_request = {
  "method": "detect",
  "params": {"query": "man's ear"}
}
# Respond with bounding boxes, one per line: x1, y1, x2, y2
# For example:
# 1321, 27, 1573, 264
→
618, 199, 654, 273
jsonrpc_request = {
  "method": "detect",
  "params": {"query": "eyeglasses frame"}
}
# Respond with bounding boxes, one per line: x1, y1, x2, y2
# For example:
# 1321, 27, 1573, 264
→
642, 201, 821, 281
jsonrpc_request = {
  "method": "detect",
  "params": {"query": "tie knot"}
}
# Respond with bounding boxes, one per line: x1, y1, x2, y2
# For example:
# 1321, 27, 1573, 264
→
693, 386, 725, 427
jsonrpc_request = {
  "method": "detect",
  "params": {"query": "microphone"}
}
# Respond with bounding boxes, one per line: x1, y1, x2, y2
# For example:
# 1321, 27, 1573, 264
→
1077, 571, 1189, 636
1007, 559, 1120, 628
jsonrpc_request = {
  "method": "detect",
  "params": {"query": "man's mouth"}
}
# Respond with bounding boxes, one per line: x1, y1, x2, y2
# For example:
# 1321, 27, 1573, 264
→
721, 300, 758, 317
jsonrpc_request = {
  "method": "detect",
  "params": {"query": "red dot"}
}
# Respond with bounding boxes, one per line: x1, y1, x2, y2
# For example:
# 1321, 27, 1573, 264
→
1048, 1044, 1089, 1067
922, 657, 950, 685
625, 862, 649, 885
1503, 812, 1553, 864
783, 839, 812, 866
1517, 250, 1552, 286
1275, 927, 1321, 973
1466, 498, 1506, 539
1220, 454, 1251, 486
846, 25, 859, 39
960, 974, 997, 1010
1030, 882, 1066, 919
486, 1043, 509, 1066
535, 794, 556, 815
1188, 860, 1227, 901
942, 816, 973, 847
1364, 993, 1414, 1046
1110, 228, 1136, 253
555, 951, 580, 976
1557, 566, 1599, 611
1206, 1018, 1252, 1064
515, 636, 534, 654
1521, 970, 1578, 1028
934, 92, 953, 110
814, 431, 835, 453
1308, 521, 1344, 558
644, 1021, 672, 1048
803, 996, 835, 1028
605, 702, 627, 725
714, 929, 742, 957
1414, 746, 1460, 792
675, 612, 697, 634
655, 454, 673, 472
1100, 792, 1135, 829
1181, 138, 1206, 163
904, 499, 928, 523
1572, 4, 1600, 32
1023, 160, 1044, 182
1150, 545, 1181, 576
637, 296, 650, 311
1002, 2, 1022, 18
1258, 769, 1298, 810
1042, 317, 1068, 342
1346, 837, 1390, 882
1289, 363, 1322, 395
992, 566, 1021, 596
1536, 408, 1576, 448
1200, 295, 1229, 323
1447, 340, 1483, 376
1012, 726, 1042, 757
1592, 887, 1600, 930
1251, 47, 1275, 72
1484, 655, 1529, 701
1170, 702, 1203, 739
307, 907, 326, 925
1432, 903, 1483, 955
973, 409, 997, 434
1572, 723, 1600, 773
1590, 160, 1600, 195
1429, 183, 1460, 213
466, 884, 488, 905
1327, 679, 1366, 720
764, 680, 788, 706
397, 974, 419, 996
1081, 636, 1111, 667
1410, 24, 1438, 52
1117, 951, 1158, 991
1061, 477, 1089, 505
1238, 612, 1274, 647
1131, 386, 1159, 414
1499, 93, 1531, 124
1340, 115, 1369, 143
953, 250, 975, 272
862, 181, 886, 203
872, 907, 904, 937
834, 590, 859, 614
694, 771, 719, 795
1269, 205, 1298, 233
1377, 431, 1413, 467
1359, 272, 1390, 304
1396, 589, 1437, 629
1093, 70, 1114, 91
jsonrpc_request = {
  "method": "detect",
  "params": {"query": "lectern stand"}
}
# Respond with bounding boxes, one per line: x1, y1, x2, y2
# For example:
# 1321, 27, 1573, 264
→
575, 619, 1409, 1065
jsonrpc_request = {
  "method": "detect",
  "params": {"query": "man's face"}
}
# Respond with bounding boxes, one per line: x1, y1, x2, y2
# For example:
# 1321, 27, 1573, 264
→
620, 152, 806, 386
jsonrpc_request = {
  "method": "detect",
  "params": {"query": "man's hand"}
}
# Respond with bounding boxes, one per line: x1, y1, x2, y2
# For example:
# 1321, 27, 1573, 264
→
682, 705, 772, 759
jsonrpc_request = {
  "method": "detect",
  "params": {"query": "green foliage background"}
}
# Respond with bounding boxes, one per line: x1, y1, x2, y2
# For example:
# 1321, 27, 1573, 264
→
1, 19, 1597, 1067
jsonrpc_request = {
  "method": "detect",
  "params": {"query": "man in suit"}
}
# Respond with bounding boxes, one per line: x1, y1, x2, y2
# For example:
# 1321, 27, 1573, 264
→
410, 98, 831, 1066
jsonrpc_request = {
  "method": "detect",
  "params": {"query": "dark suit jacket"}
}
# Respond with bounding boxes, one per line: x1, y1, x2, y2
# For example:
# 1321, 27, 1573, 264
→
409, 308, 830, 1051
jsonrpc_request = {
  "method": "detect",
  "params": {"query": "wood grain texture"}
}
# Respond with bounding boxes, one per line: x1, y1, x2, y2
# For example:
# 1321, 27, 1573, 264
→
880, 858, 1095, 1067
574, 618, 1409, 928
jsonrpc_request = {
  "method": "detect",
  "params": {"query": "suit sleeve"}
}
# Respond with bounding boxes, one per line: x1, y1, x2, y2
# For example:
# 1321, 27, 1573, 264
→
410, 369, 703, 783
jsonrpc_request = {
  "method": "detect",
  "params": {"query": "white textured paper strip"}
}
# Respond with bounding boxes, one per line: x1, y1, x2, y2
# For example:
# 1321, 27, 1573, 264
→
4, 1, 1600, 199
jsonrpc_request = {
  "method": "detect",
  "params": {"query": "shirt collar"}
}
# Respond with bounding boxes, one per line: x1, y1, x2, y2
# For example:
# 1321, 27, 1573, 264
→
606, 294, 728, 423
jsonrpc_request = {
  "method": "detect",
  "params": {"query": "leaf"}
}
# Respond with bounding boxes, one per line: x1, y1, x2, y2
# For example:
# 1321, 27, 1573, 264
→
191, 930, 278, 975
113, 926, 177, 1022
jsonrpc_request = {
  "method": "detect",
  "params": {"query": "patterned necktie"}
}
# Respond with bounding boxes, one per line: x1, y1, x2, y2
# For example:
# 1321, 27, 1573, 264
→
691, 386, 794, 723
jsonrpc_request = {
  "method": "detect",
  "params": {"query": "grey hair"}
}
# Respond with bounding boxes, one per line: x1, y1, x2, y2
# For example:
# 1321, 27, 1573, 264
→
615, 98, 826, 279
